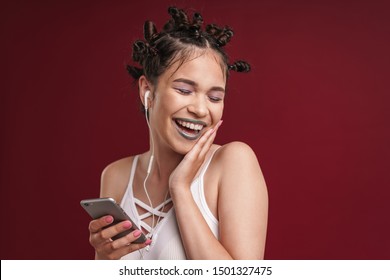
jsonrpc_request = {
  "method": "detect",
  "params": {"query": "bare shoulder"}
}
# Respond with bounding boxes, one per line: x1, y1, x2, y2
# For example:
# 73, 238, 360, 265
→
100, 156, 135, 202
217, 141, 256, 154
215, 141, 261, 171
213, 141, 267, 196
214, 142, 268, 259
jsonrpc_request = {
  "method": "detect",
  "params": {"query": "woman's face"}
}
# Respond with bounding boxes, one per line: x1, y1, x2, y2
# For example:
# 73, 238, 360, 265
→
149, 49, 226, 155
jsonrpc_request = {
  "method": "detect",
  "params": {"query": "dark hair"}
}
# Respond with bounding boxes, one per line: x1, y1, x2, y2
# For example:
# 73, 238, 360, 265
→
126, 6, 250, 85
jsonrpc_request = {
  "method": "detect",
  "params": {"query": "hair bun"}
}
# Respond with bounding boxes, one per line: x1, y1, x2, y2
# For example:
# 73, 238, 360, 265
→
168, 6, 189, 28
126, 65, 144, 80
229, 60, 251, 73
144, 21, 158, 43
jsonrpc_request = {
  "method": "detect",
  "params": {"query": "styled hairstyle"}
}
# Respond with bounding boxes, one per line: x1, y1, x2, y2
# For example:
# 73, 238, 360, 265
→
126, 6, 250, 85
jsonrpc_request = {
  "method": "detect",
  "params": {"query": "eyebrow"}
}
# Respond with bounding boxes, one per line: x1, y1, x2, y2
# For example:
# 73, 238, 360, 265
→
172, 78, 225, 93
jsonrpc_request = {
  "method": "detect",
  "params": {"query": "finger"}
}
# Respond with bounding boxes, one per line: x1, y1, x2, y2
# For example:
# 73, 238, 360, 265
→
199, 130, 218, 158
103, 238, 152, 260
210, 119, 223, 134
109, 230, 146, 250
91, 220, 133, 248
89, 215, 113, 234
196, 120, 223, 158
99, 220, 133, 240
199, 120, 222, 148
89, 216, 116, 247
188, 124, 216, 157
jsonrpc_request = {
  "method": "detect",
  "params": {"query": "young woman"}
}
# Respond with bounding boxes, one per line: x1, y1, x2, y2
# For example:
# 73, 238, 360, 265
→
88, 6, 268, 260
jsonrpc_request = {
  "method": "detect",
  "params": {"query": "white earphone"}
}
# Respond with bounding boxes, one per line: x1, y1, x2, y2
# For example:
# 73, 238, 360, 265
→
143, 90, 153, 174
139, 88, 170, 255
144, 90, 150, 110
142, 89, 156, 240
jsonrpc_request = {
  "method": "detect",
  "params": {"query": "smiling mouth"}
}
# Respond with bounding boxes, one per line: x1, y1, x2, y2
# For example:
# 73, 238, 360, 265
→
174, 118, 206, 140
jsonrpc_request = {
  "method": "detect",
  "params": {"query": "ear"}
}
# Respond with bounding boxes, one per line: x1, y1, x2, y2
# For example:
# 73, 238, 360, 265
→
138, 76, 153, 109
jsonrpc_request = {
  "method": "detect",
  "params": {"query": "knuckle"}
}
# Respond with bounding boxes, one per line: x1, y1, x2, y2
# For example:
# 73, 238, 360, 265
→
89, 235, 95, 246
115, 222, 125, 230
132, 243, 145, 251
126, 233, 136, 243
109, 241, 117, 251
88, 221, 96, 232
98, 230, 109, 240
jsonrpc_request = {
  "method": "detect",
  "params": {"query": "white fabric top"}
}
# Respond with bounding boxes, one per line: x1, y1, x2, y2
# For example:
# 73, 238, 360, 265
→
120, 149, 220, 260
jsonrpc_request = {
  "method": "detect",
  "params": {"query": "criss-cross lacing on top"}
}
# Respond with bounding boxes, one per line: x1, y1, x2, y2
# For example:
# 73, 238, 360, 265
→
134, 197, 172, 238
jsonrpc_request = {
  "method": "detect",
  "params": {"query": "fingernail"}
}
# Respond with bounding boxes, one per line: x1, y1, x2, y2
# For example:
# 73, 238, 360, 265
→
145, 239, 152, 245
123, 221, 132, 229
133, 230, 142, 237
105, 216, 113, 223
212, 120, 223, 133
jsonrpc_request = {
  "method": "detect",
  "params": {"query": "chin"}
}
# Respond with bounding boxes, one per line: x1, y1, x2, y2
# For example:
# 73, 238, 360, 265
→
174, 142, 196, 155
167, 124, 206, 155
168, 138, 198, 155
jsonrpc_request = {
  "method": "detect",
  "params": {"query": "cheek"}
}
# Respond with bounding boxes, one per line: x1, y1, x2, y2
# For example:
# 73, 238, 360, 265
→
213, 103, 224, 120
159, 92, 182, 109
153, 94, 173, 115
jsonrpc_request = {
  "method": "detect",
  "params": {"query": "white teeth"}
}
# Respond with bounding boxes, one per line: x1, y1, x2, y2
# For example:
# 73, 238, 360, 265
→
177, 120, 204, 131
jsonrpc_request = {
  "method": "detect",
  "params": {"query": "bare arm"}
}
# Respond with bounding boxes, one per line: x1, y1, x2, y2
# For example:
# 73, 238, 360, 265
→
218, 142, 268, 259
170, 124, 268, 259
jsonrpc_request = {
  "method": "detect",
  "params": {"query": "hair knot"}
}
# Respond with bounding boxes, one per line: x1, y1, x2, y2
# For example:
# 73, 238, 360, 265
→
168, 6, 189, 29
229, 60, 251, 72
132, 40, 157, 65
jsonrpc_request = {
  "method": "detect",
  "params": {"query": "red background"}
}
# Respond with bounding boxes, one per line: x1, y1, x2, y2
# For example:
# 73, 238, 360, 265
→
1, 0, 389, 259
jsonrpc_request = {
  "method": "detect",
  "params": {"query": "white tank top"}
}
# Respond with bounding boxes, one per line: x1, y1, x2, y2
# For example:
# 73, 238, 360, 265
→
120, 149, 219, 260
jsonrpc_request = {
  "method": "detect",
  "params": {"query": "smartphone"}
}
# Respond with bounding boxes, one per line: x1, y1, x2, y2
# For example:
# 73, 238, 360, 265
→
80, 197, 147, 243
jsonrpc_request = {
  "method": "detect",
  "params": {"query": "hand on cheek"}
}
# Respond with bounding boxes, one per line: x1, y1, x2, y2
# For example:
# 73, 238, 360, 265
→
169, 120, 223, 190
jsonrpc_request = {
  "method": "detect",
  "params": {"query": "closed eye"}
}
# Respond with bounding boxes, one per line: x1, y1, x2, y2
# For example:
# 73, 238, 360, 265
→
209, 96, 223, 102
175, 88, 192, 95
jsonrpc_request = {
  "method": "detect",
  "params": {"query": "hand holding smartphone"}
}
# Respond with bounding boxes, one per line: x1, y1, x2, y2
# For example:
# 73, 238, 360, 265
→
80, 197, 147, 243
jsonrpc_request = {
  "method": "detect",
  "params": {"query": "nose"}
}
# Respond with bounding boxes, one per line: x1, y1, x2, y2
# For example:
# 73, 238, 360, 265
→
187, 95, 208, 118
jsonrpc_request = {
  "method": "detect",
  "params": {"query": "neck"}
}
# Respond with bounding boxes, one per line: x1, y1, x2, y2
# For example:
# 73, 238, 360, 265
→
146, 142, 184, 183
